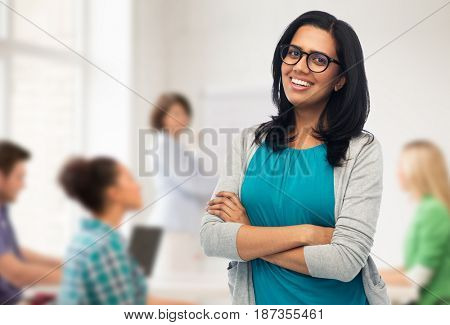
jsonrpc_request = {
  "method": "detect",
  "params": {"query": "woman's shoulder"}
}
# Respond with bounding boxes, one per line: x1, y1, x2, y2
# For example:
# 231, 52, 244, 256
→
346, 131, 382, 165
240, 123, 261, 140
230, 123, 261, 152
417, 195, 450, 222
241, 122, 269, 146
350, 131, 381, 152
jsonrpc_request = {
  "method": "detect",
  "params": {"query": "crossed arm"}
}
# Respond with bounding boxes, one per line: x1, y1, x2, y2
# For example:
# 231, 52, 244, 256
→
201, 134, 383, 283
206, 191, 333, 275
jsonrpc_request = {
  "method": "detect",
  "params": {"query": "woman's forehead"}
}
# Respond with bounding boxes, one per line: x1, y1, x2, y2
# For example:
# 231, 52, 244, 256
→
290, 25, 337, 57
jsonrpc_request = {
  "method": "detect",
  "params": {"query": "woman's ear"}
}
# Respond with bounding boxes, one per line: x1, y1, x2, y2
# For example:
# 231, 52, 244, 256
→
105, 186, 119, 203
334, 76, 346, 92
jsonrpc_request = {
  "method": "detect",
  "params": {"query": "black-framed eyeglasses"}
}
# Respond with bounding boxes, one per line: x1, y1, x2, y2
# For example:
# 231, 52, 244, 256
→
279, 44, 340, 73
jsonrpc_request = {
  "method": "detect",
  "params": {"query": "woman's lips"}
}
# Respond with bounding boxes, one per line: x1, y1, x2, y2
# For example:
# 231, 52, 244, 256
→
290, 80, 312, 91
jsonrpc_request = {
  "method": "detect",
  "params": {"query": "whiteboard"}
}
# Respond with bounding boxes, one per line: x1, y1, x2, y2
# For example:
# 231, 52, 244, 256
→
198, 85, 276, 163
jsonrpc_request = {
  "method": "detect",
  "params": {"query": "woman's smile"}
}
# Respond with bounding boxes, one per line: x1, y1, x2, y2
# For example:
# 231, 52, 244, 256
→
290, 76, 314, 91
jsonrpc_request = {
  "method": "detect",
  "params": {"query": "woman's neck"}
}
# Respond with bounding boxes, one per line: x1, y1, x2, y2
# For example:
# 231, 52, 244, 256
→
290, 103, 326, 147
294, 98, 327, 129
164, 127, 182, 138
95, 204, 125, 228
410, 190, 426, 202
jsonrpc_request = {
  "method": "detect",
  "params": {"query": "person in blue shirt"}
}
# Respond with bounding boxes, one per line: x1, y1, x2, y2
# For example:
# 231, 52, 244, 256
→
0, 141, 61, 305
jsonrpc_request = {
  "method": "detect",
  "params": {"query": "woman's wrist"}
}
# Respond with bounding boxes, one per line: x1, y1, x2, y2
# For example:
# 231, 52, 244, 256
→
296, 224, 334, 246
296, 224, 313, 246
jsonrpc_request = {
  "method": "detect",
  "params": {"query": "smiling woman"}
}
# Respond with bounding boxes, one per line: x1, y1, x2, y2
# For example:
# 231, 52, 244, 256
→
200, 10, 389, 305
255, 11, 371, 165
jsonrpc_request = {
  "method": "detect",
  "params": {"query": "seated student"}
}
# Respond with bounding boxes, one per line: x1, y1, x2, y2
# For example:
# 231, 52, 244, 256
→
0, 141, 61, 305
381, 140, 450, 304
58, 157, 192, 305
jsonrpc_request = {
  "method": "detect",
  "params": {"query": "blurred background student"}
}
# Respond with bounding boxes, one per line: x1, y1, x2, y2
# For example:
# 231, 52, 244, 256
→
0, 141, 61, 305
147, 92, 217, 234
57, 156, 192, 305
380, 140, 450, 305
145, 93, 218, 296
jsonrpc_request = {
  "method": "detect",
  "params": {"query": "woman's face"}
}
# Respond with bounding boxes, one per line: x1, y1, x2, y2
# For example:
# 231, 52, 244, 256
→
162, 103, 190, 135
281, 25, 345, 108
107, 164, 142, 211
396, 154, 410, 192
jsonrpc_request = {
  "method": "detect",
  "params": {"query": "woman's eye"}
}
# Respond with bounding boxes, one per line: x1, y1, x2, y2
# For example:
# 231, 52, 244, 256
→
288, 50, 300, 57
311, 55, 327, 66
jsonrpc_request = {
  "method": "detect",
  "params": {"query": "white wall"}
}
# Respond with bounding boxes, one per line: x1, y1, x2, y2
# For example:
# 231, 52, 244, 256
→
129, 0, 167, 226
84, 0, 132, 165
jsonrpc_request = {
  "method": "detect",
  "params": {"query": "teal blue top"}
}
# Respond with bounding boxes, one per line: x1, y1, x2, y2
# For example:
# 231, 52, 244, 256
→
241, 142, 368, 305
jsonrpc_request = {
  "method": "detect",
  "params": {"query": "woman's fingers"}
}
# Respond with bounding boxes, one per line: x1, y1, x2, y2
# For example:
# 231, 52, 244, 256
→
208, 196, 237, 211
215, 191, 245, 210
207, 203, 234, 217
207, 192, 251, 226
207, 208, 233, 222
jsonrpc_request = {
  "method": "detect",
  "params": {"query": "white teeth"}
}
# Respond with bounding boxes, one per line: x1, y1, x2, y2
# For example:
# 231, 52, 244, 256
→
291, 78, 312, 87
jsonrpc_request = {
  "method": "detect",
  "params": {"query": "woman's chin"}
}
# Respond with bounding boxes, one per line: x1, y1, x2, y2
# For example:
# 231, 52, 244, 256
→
129, 202, 143, 211
287, 96, 310, 107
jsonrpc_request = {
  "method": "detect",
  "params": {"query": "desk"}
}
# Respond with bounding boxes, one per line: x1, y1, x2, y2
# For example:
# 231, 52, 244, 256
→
387, 285, 418, 304
148, 274, 230, 304
149, 231, 231, 304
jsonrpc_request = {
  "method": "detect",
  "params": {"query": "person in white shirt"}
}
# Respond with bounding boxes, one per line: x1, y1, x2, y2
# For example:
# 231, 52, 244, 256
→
146, 92, 217, 234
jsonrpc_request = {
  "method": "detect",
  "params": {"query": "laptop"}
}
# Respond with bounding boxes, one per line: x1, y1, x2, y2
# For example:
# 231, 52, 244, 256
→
128, 225, 163, 276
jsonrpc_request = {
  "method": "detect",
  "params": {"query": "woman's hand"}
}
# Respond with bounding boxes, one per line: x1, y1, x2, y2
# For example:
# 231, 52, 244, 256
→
206, 191, 251, 225
205, 192, 332, 244
302, 224, 334, 246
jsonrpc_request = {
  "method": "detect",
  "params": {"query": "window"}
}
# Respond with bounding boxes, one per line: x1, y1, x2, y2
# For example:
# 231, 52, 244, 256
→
0, 0, 84, 256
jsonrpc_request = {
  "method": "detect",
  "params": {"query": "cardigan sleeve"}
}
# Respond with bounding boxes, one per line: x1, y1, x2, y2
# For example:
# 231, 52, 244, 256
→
304, 136, 383, 282
199, 131, 246, 262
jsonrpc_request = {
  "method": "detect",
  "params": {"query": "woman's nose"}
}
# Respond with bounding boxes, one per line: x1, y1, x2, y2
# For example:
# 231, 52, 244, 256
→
293, 55, 310, 74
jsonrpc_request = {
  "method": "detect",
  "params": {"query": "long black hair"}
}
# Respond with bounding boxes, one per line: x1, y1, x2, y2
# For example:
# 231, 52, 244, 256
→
254, 10, 373, 167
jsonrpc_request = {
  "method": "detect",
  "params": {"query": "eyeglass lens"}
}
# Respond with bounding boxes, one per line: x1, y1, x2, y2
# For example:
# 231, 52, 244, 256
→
280, 45, 329, 73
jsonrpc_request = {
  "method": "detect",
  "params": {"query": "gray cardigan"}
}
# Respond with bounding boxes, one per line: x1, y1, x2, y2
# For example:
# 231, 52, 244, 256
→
200, 125, 390, 305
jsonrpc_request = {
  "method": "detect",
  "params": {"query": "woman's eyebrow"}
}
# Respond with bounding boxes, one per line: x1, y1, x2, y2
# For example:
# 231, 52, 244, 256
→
291, 43, 333, 57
